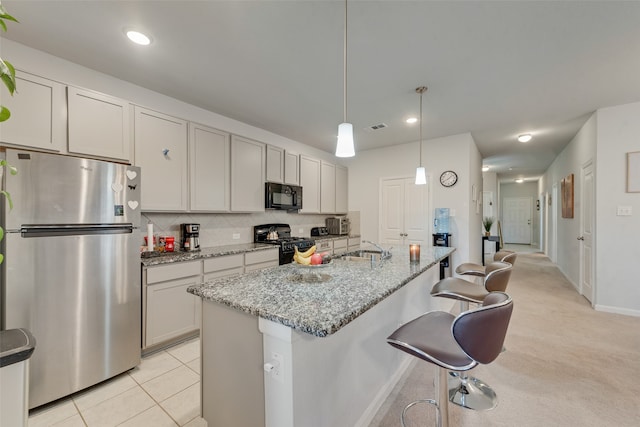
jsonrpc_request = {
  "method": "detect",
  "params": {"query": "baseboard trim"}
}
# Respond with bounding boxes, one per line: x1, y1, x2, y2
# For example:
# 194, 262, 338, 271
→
594, 304, 640, 317
354, 356, 413, 427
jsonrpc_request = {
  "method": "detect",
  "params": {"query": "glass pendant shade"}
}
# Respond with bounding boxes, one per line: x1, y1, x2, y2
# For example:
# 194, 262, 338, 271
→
336, 122, 355, 157
415, 166, 427, 185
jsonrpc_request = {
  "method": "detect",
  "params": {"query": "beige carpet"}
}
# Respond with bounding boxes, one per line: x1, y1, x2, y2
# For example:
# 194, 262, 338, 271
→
370, 252, 640, 426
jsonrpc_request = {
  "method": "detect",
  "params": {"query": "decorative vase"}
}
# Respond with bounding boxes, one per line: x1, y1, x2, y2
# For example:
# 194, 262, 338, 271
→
485, 231, 491, 237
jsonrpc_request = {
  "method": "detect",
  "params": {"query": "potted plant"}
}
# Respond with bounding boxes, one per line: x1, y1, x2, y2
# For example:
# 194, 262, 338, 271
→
0, 1, 18, 265
483, 216, 494, 237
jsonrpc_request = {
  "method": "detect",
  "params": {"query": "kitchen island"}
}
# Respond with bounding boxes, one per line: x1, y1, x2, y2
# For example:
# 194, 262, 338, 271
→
188, 245, 455, 427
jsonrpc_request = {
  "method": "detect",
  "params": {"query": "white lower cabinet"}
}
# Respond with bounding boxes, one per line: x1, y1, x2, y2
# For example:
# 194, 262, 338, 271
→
348, 237, 361, 252
315, 239, 333, 254
144, 261, 202, 349
244, 248, 279, 272
204, 254, 244, 281
333, 237, 348, 255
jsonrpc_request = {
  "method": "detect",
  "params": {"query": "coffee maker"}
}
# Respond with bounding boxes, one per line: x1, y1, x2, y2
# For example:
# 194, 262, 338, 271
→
181, 223, 200, 251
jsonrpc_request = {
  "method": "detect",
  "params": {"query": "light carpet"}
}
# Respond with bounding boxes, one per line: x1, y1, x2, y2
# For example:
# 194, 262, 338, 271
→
369, 252, 640, 426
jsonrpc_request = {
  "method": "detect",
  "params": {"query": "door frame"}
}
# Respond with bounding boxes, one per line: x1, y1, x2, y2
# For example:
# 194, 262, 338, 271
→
549, 182, 558, 263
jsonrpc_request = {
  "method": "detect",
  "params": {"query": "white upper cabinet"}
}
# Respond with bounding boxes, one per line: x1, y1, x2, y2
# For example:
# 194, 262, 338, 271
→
230, 135, 265, 212
299, 155, 321, 213
189, 123, 230, 212
320, 161, 336, 213
336, 165, 348, 213
266, 145, 284, 183
284, 150, 299, 185
134, 107, 188, 211
67, 86, 131, 162
0, 71, 66, 152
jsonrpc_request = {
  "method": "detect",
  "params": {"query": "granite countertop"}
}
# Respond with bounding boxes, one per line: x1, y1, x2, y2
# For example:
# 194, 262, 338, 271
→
141, 243, 277, 267
188, 245, 455, 337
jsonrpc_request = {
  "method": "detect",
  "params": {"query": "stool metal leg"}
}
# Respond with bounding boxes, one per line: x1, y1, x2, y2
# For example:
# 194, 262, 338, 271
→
400, 365, 449, 427
448, 371, 498, 411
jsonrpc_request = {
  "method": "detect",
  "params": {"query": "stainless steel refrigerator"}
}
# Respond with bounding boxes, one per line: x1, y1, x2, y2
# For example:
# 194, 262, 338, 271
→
0, 148, 142, 409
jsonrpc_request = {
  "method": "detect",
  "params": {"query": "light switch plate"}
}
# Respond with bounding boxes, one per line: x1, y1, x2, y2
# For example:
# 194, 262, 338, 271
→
616, 206, 632, 216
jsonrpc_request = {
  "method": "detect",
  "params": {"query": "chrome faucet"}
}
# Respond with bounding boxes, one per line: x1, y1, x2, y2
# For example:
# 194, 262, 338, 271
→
362, 240, 392, 259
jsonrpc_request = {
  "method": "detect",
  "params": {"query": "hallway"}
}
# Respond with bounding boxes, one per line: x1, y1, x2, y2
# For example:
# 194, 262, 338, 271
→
371, 252, 640, 426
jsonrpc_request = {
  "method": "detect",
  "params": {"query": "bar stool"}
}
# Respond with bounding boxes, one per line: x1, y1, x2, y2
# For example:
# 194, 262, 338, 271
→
387, 292, 514, 427
430, 261, 513, 411
455, 250, 517, 278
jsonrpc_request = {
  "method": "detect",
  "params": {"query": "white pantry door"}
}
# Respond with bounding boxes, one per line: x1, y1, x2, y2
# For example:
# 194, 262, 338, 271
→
503, 197, 532, 244
380, 177, 429, 246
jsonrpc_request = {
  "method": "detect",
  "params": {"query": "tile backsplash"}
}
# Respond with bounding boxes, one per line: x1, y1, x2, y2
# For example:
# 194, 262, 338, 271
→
140, 211, 360, 248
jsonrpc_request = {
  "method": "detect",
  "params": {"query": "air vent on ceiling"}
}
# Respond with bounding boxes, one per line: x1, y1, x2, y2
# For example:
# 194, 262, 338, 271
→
368, 123, 388, 131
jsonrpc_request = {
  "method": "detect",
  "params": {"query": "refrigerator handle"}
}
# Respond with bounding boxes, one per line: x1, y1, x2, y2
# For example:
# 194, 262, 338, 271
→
20, 224, 134, 238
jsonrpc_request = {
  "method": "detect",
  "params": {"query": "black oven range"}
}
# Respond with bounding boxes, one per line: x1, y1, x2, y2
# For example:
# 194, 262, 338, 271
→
253, 223, 315, 265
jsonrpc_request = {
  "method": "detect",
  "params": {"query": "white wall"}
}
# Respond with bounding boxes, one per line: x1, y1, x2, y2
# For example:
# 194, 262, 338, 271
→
347, 132, 482, 270
541, 104, 640, 316
594, 102, 640, 315
540, 114, 596, 290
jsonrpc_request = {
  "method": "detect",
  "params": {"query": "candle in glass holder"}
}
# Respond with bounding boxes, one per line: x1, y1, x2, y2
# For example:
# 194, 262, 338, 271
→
409, 244, 420, 262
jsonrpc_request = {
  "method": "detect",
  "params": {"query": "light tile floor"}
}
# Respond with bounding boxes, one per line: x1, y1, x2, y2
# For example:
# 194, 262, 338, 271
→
28, 338, 207, 427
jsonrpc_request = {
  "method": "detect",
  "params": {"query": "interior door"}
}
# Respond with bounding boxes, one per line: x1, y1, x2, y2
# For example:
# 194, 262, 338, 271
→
380, 177, 429, 246
503, 197, 532, 244
579, 161, 595, 303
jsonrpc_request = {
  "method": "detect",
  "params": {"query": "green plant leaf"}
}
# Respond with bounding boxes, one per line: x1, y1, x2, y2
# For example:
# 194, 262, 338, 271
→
0, 226, 3, 242
0, 105, 9, 122
1, 190, 13, 210
0, 3, 19, 24
0, 58, 16, 95
0, 253, 4, 265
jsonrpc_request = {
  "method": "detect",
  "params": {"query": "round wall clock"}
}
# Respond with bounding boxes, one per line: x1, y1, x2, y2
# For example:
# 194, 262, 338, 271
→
440, 170, 458, 187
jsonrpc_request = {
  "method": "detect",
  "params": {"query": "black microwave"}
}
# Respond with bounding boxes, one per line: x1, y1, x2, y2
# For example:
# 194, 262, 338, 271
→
265, 182, 303, 211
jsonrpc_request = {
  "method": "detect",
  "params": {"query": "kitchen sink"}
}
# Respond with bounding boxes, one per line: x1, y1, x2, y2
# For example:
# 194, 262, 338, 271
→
340, 250, 391, 262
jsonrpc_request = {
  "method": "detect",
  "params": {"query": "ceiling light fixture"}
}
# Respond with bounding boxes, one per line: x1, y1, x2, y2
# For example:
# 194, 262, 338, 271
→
335, 0, 355, 158
126, 30, 151, 46
518, 134, 532, 143
406, 117, 418, 124
482, 166, 490, 172
515, 178, 524, 183
415, 86, 428, 185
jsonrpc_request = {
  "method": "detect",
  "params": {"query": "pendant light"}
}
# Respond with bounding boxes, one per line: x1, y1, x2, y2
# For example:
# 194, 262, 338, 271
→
335, 0, 355, 157
415, 86, 427, 185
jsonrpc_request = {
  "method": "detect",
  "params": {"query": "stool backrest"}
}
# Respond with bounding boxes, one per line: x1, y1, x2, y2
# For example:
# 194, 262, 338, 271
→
484, 261, 512, 292
452, 292, 513, 364
494, 250, 517, 266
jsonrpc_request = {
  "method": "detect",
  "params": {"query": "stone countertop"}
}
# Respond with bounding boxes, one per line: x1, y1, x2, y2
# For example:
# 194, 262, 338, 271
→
187, 245, 455, 337
141, 243, 277, 267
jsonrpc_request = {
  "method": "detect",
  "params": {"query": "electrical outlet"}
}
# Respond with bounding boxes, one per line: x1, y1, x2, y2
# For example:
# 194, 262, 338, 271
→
271, 352, 284, 383
232, 233, 240, 239
617, 206, 632, 216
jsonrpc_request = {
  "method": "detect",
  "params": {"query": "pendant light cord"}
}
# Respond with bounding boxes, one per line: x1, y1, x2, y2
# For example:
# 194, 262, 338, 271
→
344, 0, 348, 123
419, 90, 423, 167
416, 86, 427, 167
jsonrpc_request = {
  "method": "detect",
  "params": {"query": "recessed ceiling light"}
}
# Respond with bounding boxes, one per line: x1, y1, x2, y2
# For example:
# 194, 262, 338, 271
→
518, 134, 532, 143
515, 178, 524, 183
406, 117, 418, 124
126, 30, 151, 46
482, 166, 490, 172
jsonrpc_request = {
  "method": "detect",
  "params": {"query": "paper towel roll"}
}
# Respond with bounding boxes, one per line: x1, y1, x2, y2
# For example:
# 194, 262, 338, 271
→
147, 223, 154, 252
